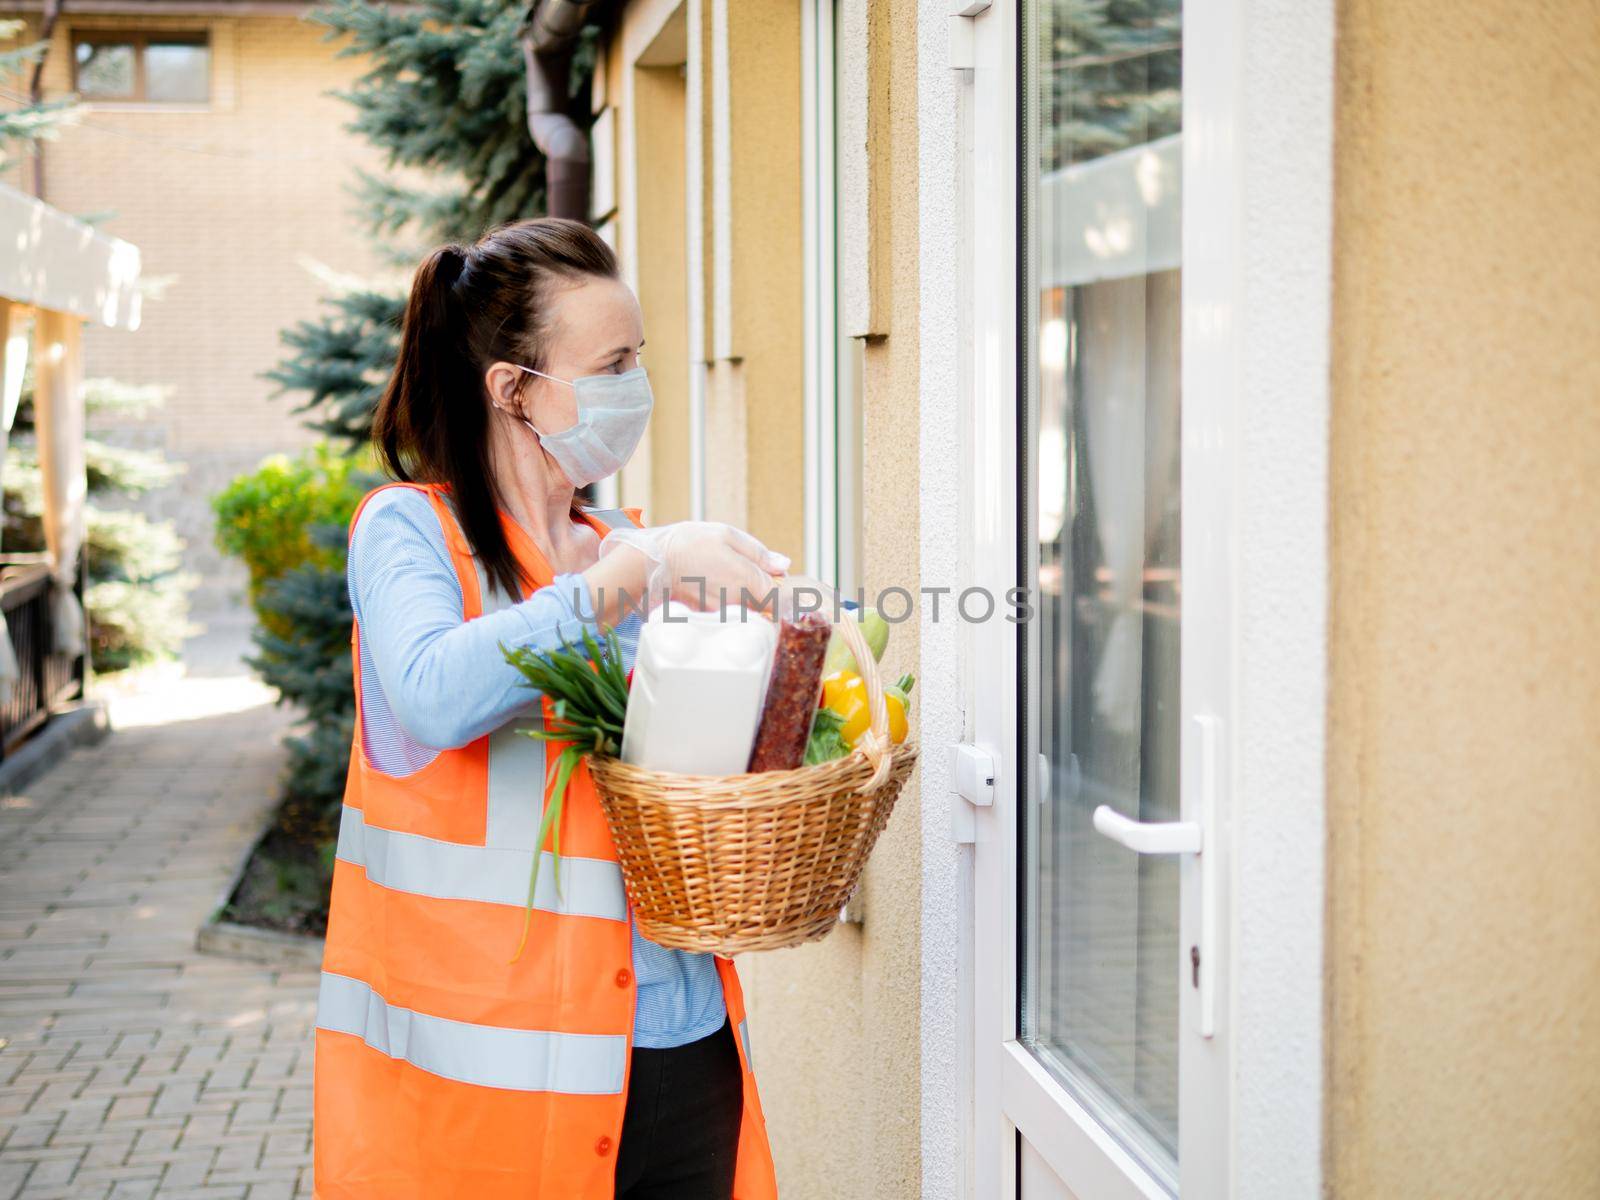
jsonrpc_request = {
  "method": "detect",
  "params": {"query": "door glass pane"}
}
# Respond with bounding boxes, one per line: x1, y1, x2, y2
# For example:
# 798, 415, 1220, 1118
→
1020, 0, 1183, 1182
145, 40, 209, 104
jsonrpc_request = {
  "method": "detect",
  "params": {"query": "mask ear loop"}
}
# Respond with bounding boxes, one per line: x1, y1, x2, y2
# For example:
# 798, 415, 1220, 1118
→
514, 363, 572, 387
491, 399, 545, 438
494, 363, 570, 439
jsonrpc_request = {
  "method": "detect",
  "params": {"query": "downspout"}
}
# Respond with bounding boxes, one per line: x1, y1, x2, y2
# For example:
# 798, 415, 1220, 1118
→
522, 0, 602, 222
29, 0, 65, 198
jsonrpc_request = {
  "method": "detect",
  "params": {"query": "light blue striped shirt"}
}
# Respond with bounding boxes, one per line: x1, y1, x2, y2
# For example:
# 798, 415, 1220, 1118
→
346, 485, 726, 1049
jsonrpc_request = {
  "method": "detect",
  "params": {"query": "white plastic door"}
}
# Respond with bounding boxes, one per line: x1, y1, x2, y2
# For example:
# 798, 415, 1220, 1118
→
961, 0, 1238, 1195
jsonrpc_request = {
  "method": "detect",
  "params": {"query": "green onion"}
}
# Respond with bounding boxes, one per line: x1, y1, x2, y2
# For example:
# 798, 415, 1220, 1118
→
501, 628, 631, 962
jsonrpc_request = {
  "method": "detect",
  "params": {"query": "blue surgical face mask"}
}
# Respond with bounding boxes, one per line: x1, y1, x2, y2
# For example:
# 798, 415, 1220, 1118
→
495, 363, 654, 487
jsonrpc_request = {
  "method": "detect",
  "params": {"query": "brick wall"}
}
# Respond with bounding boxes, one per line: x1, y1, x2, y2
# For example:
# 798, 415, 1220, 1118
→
2, 12, 393, 615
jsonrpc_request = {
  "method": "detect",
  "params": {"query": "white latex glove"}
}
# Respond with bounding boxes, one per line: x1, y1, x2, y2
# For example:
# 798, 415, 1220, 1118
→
598, 522, 791, 613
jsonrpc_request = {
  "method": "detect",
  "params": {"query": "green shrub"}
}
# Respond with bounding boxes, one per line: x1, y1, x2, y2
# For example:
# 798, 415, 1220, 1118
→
213, 447, 375, 813
211, 442, 371, 605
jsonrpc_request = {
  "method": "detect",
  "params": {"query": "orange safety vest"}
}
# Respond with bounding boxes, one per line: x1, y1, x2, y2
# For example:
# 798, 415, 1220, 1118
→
313, 481, 779, 1199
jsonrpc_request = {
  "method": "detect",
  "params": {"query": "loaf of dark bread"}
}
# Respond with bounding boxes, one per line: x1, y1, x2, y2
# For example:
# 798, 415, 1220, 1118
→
746, 612, 831, 772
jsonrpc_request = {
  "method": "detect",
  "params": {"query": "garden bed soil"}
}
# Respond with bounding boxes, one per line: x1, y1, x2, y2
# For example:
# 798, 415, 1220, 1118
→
213, 792, 335, 943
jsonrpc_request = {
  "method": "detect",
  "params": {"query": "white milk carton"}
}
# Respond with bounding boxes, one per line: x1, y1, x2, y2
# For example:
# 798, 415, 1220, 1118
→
620, 602, 778, 775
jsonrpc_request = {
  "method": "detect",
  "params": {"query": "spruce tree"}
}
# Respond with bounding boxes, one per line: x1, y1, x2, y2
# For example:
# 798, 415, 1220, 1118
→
0, 19, 79, 173
314, 0, 560, 249
244, 0, 584, 824
266, 289, 402, 453
4, 377, 197, 671
249, 538, 358, 806
1042, 0, 1181, 170
270, 0, 594, 452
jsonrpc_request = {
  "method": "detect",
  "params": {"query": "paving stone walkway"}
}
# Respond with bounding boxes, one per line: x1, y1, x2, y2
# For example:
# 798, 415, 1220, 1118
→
0, 618, 318, 1199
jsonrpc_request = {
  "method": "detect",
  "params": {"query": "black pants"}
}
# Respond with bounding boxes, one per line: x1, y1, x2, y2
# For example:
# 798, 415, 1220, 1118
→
614, 1018, 744, 1199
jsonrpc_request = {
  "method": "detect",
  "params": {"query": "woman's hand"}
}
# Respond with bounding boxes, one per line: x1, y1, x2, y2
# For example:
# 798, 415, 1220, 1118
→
588, 522, 790, 620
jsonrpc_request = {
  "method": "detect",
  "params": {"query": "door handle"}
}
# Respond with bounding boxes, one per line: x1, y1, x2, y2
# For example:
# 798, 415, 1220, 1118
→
1091, 806, 1201, 854
1090, 712, 1222, 1038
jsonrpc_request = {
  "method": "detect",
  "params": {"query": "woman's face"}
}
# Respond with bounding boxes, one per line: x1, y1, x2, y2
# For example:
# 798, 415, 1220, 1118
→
486, 274, 645, 438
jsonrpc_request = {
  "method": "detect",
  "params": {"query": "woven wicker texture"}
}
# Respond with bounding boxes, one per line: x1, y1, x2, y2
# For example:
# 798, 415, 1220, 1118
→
587, 607, 918, 953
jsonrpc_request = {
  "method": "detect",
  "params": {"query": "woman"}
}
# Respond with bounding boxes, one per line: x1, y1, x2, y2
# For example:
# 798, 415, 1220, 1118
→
312, 218, 782, 1199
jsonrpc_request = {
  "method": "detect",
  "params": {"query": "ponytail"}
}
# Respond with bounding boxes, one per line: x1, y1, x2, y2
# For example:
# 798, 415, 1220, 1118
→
369, 219, 619, 601
373, 243, 471, 484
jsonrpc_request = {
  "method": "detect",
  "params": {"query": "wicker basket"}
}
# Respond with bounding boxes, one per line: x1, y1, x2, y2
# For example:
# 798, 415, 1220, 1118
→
586, 609, 918, 954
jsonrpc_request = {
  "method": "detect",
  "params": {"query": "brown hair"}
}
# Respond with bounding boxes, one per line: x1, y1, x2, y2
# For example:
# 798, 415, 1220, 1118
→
372, 217, 620, 600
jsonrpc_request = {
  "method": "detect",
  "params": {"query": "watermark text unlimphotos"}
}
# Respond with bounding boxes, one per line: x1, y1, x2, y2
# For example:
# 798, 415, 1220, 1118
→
581, 580, 1039, 624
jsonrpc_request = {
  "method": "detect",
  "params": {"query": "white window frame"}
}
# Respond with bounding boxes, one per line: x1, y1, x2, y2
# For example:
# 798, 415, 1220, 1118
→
801, 0, 836, 584
955, 0, 1335, 1196
685, 0, 708, 520
801, 0, 863, 593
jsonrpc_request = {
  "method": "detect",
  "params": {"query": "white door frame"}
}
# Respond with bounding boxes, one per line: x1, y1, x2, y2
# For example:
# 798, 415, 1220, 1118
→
954, 0, 1336, 1195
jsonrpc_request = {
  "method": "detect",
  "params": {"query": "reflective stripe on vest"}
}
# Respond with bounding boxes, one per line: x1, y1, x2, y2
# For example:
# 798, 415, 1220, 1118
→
334, 804, 627, 920
316, 972, 628, 1095
467, 525, 623, 854
467, 554, 550, 851
427, 489, 558, 853
580, 507, 631, 531
738, 1017, 752, 1066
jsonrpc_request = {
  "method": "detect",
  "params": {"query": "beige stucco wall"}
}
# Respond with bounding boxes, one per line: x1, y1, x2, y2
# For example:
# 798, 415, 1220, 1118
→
734, 0, 922, 1194
630, 62, 692, 526
2, 12, 387, 610
603, 0, 924, 1194
704, 0, 804, 562
1325, 3, 1600, 1195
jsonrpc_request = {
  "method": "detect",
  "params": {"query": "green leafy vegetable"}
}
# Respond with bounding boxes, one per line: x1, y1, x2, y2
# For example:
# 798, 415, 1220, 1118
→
804, 706, 852, 765
500, 627, 631, 961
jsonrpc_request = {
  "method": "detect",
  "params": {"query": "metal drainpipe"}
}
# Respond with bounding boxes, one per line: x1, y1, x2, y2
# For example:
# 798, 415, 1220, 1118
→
522, 0, 602, 222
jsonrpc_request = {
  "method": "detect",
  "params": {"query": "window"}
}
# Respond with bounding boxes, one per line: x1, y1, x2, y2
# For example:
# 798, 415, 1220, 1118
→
1021, 0, 1184, 1179
73, 31, 209, 104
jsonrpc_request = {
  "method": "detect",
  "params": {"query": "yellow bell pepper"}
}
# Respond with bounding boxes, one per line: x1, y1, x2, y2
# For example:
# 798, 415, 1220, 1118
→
822, 670, 871, 744
881, 673, 915, 745
822, 670, 911, 747
883, 688, 909, 745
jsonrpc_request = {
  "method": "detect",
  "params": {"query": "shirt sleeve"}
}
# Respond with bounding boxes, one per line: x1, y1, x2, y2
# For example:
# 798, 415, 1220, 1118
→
347, 488, 602, 750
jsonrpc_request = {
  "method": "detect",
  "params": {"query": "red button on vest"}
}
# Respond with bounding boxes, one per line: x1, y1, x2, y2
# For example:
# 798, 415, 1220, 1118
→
596, 1136, 613, 1157
615, 968, 632, 987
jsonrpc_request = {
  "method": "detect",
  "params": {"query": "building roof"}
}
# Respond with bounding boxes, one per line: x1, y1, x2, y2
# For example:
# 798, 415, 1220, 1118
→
1, 0, 317, 14
0, 181, 141, 328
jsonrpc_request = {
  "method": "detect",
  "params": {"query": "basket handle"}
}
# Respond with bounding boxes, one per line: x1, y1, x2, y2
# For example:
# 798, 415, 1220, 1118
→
834, 607, 894, 792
